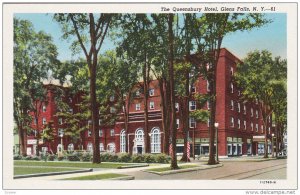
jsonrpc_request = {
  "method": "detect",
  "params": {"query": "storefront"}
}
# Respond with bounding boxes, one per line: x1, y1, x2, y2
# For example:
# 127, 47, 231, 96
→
227, 137, 243, 156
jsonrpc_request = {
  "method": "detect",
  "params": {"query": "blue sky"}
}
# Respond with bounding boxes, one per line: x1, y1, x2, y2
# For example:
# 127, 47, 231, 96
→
14, 13, 287, 61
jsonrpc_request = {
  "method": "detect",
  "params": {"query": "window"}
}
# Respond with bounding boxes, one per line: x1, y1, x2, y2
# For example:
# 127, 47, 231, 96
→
207, 101, 210, 110
99, 129, 103, 137
99, 143, 104, 152
255, 124, 258, 132
255, 98, 259, 104
87, 142, 93, 152
58, 128, 64, 137
58, 118, 63, 125
135, 129, 144, 142
251, 108, 254, 117
251, 123, 254, 131
237, 119, 240, 129
42, 117, 46, 125
88, 130, 92, 137
207, 80, 210, 92
69, 108, 73, 114
230, 100, 234, 110
120, 130, 126, 153
244, 121, 246, 130
256, 110, 259, 118
238, 90, 241, 96
230, 117, 234, 127
69, 98, 72, 103
110, 129, 115, 137
88, 120, 92, 126
175, 103, 179, 112
68, 143, 74, 152
207, 118, 210, 128
230, 67, 234, 76
42, 105, 46, 112
190, 85, 196, 93
135, 89, 140, 97
190, 117, 196, 128
149, 101, 155, 110
189, 101, 196, 111
268, 127, 271, 134
243, 104, 246, 115
136, 103, 141, 111
151, 128, 161, 153
99, 119, 101, 125
34, 118, 37, 125
110, 95, 115, 102
107, 143, 115, 153
110, 106, 116, 113
176, 119, 180, 129
261, 125, 264, 133
237, 103, 241, 113
230, 83, 234, 93
149, 89, 154, 96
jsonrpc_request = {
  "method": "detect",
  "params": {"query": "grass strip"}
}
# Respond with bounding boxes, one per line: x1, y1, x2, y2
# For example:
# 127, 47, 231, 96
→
147, 164, 199, 173
62, 173, 128, 180
14, 167, 80, 175
14, 161, 137, 169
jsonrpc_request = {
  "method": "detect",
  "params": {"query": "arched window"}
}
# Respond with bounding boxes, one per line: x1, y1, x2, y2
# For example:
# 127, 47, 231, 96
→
107, 143, 115, 153
135, 129, 144, 142
120, 130, 126, 153
151, 128, 161, 153
68, 143, 74, 152
99, 143, 104, 152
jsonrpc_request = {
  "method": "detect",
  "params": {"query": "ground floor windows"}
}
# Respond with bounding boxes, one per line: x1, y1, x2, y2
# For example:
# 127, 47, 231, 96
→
227, 137, 243, 156
150, 128, 161, 153
68, 143, 74, 152
87, 142, 93, 153
99, 143, 104, 152
120, 130, 126, 153
107, 143, 115, 153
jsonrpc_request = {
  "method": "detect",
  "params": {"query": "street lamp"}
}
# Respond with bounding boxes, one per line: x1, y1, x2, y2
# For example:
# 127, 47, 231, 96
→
214, 122, 219, 162
59, 133, 64, 152
271, 133, 275, 158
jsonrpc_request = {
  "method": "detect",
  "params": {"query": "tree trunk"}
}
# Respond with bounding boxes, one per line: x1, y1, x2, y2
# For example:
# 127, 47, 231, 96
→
168, 14, 179, 170
18, 124, 27, 156
159, 78, 169, 154
180, 69, 191, 162
143, 57, 150, 154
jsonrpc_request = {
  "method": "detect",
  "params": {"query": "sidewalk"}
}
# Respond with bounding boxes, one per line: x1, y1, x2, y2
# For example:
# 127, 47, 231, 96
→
190, 155, 277, 163
16, 161, 221, 180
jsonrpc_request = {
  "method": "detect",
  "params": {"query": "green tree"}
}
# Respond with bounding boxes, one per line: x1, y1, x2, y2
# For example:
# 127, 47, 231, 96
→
13, 18, 59, 156
54, 13, 113, 163
198, 13, 269, 164
235, 50, 286, 158
41, 120, 56, 153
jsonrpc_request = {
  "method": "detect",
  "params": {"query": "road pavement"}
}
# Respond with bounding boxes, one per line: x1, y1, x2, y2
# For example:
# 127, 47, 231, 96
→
16, 158, 286, 180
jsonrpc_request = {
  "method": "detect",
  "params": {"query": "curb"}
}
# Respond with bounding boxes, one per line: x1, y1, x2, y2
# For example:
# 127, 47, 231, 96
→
109, 176, 135, 180
14, 168, 93, 179
117, 164, 149, 169
143, 164, 223, 175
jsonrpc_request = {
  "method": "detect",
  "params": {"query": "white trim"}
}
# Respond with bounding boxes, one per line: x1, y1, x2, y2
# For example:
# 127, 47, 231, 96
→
116, 119, 163, 124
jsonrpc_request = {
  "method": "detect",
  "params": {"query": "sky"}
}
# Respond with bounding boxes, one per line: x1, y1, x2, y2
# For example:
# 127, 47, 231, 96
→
14, 13, 287, 61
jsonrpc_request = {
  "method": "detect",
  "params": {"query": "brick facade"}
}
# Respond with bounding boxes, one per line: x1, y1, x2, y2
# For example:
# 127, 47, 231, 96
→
27, 48, 272, 157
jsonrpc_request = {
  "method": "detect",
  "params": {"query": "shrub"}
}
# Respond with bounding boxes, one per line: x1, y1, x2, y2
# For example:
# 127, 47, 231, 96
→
100, 152, 110, 162
57, 156, 64, 161
24, 156, 33, 160
81, 152, 92, 162
67, 152, 80, 161
143, 154, 156, 163
117, 153, 132, 163
155, 153, 171, 163
31, 155, 41, 161
132, 154, 145, 163
108, 154, 118, 162
47, 154, 56, 161
13, 154, 22, 160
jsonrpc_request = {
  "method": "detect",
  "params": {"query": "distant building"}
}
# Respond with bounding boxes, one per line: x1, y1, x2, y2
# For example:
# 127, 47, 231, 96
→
26, 48, 273, 157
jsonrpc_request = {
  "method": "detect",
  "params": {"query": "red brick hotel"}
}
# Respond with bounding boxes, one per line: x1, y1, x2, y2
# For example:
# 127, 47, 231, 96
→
26, 48, 273, 158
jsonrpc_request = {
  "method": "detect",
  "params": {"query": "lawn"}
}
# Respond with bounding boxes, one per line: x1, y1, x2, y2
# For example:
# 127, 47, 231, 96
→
62, 173, 129, 180
147, 164, 199, 173
14, 160, 139, 169
14, 166, 81, 175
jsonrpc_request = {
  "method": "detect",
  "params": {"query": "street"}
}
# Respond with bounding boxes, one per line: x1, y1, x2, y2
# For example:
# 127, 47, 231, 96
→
121, 159, 287, 180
